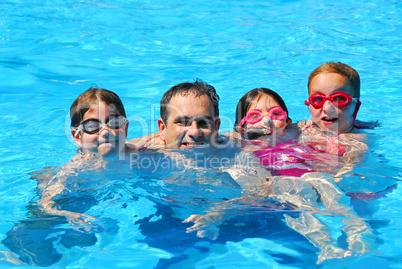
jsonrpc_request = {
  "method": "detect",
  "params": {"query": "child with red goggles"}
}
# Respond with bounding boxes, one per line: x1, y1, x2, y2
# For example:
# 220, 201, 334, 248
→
305, 92, 360, 109
300, 62, 362, 134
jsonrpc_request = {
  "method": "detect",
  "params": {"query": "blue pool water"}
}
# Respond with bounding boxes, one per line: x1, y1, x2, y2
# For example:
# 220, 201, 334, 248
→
1, 0, 401, 268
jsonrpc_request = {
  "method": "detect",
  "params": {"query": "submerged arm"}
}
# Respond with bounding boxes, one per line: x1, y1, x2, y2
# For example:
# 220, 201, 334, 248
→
37, 176, 98, 226
303, 172, 374, 256
183, 154, 274, 240
37, 158, 99, 226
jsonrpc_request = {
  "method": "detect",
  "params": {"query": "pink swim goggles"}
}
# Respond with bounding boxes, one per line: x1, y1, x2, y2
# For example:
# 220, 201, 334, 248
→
239, 107, 288, 127
305, 92, 357, 108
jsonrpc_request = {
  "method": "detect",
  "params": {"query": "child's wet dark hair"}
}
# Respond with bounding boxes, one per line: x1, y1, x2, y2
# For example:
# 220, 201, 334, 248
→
235, 88, 290, 128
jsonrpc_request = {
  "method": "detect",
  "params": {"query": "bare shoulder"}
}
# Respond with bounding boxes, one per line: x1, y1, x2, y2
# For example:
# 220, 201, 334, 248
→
341, 132, 367, 142
125, 132, 165, 151
296, 119, 312, 130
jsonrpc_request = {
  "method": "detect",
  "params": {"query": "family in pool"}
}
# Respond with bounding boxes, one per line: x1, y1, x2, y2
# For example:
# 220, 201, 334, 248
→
5, 62, 392, 265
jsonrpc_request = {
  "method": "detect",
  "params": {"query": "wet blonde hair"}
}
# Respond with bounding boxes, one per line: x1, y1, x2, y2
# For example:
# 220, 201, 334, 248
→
308, 62, 360, 98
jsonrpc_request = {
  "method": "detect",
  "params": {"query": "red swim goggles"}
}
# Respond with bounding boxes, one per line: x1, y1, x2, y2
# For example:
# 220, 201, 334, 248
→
239, 107, 287, 127
305, 92, 357, 108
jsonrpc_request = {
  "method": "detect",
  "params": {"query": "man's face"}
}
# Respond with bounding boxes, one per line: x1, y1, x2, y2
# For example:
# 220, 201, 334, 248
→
158, 93, 220, 149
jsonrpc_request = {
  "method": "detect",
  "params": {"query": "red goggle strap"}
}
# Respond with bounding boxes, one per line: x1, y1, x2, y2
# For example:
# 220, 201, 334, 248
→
352, 99, 361, 122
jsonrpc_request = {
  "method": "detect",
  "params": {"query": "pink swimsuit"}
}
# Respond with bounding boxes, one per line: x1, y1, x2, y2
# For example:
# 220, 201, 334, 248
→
254, 140, 398, 201
254, 141, 315, 177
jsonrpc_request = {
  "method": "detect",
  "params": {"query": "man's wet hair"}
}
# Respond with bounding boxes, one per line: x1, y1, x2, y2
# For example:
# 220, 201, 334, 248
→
160, 79, 220, 124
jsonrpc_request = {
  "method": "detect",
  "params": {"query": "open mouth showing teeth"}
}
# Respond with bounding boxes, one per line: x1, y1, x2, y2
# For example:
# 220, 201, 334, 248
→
322, 117, 337, 122
182, 142, 205, 148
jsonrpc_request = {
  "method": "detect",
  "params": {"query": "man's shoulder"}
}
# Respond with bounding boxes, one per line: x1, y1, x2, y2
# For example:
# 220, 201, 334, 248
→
296, 119, 314, 130
126, 132, 165, 151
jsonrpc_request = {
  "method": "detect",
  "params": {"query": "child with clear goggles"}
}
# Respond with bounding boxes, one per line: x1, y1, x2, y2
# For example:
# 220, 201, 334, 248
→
75, 115, 127, 135
70, 87, 129, 157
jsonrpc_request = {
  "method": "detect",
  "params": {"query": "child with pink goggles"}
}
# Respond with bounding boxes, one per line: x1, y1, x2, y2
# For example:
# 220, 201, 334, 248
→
238, 106, 288, 127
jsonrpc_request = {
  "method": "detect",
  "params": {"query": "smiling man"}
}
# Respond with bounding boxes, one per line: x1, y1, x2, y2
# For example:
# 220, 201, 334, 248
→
125, 80, 221, 150
158, 80, 221, 149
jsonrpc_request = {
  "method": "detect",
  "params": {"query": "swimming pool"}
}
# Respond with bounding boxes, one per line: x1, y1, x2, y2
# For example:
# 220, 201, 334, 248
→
1, 0, 401, 268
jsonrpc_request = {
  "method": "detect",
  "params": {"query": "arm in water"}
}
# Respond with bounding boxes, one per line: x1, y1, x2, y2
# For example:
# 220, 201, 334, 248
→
276, 172, 374, 263
37, 156, 100, 228
183, 151, 272, 240
184, 167, 374, 263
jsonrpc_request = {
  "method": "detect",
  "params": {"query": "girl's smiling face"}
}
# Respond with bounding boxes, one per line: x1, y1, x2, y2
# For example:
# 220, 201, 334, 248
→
308, 72, 357, 133
245, 94, 288, 131
72, 101, 128, 156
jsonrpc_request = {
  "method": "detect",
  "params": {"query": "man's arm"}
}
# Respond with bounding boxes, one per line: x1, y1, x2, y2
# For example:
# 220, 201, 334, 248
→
125, 132, 165, 151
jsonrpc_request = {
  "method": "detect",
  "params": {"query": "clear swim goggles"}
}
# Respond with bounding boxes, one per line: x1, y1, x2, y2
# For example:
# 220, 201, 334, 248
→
239, 107, 288, 127
305, 92, 357, 109
75, 115, 127, 135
